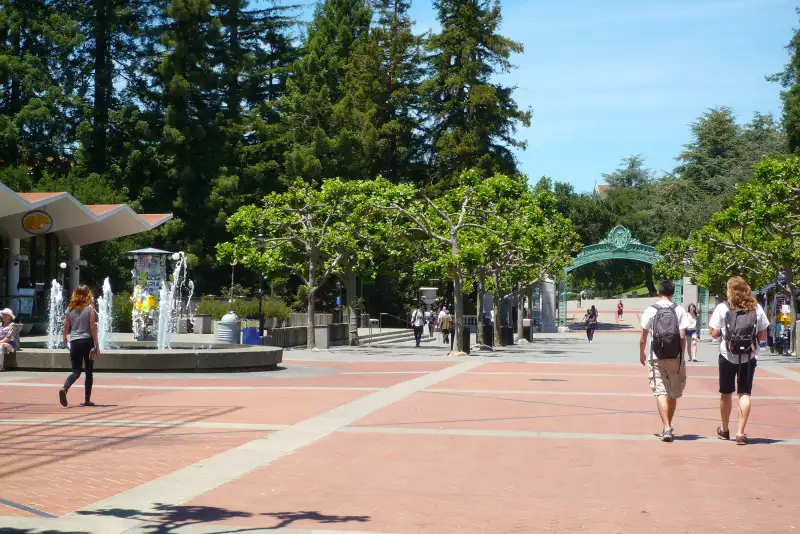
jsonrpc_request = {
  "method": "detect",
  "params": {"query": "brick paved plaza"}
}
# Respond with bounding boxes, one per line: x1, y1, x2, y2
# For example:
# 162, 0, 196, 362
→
2, 329, 799, 533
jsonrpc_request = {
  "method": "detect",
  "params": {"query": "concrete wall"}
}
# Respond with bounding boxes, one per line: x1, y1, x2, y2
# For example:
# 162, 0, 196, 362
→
540, 281, 557, 333
260, 323, 349, 348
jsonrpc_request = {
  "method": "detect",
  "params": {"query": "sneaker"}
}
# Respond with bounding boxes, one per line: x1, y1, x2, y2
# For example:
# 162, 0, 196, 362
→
736, 434, 748, 445
82, 401, 95, 407
717, 426, 730, 440
660, 429, 673, 442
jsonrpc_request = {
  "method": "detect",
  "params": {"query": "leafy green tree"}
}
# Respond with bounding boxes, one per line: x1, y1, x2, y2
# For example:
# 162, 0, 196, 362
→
218, 178, 389, 349
422, 0, 531, 183
661, 157, 800, 351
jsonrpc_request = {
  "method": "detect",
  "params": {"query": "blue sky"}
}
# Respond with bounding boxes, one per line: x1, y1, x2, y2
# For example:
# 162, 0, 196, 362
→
405, 0, 797, 192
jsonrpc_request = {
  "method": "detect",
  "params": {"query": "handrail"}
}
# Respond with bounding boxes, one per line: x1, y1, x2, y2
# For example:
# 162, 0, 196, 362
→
379, 312, 412, 332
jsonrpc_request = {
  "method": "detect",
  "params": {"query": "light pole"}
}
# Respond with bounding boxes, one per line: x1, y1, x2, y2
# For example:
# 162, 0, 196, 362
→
230, 260, 237, 302
255, 234, 266, 333
59, 262, 67, 287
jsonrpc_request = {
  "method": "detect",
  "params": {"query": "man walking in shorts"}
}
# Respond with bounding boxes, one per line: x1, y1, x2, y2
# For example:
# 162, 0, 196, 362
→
640, 280, 691, 442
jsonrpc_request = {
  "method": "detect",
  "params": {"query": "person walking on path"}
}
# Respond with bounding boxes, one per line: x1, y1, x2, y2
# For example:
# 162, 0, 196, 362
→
616, 300, 624, 326
709, 276, 769, 445
686, 303, 699, 362
411, 304, 425, 348
640, 280, 691, 442
425, 307, 435, 338
438, 307, 453, 344
59, 285, 101, 407
0, 308, 19, 371
584, 307, 597, 343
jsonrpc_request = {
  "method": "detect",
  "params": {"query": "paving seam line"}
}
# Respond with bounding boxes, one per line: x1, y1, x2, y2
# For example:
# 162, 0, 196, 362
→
339, 426, 800, 445
0, 382, 381, 391
423, 389, 800, 400
52, 360, 484, 533
0, 419, 288, 431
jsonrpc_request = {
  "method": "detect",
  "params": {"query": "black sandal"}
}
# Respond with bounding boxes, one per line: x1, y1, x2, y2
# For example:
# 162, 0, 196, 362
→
59, 388, 68, 407
82, 401, 95, 407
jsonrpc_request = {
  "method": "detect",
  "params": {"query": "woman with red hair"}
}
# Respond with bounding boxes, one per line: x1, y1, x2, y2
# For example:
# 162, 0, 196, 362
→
59, 285, 101, 407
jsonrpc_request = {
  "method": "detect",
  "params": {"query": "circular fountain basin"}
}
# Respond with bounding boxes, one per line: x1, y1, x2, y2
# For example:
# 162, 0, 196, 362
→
8, 341, 283, 372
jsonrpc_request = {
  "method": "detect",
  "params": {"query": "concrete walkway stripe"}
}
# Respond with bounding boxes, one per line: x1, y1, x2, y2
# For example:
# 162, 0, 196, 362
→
760, 363, 800, 381
0, 498, 58, 518
0, 419, 287, 431
66, 360, 484, 527
0, 383, 381, 392
425, 389, 800, 401
341, 426, 800, 446
464, 371, 790, 380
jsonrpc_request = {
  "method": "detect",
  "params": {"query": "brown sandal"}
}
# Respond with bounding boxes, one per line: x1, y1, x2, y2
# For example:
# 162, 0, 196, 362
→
736, 434, 748, 445
717, 426, 730, 440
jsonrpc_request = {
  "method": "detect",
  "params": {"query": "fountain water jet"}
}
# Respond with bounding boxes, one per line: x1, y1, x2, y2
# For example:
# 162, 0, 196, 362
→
46, 280, 65, 349
96, 277, 114, 351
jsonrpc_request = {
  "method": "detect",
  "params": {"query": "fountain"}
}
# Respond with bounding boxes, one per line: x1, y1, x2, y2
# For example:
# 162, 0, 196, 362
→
96, 277, 114, 351
46, 280, 65, 349
9, 248, 282, 372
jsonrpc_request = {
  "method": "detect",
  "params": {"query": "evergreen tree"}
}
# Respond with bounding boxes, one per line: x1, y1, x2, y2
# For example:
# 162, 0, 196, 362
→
345, 0, 425, 183
422, 0, 531, 184
768, 8, 800, 154
0, 0, 84, 174
280, 0, 373, 182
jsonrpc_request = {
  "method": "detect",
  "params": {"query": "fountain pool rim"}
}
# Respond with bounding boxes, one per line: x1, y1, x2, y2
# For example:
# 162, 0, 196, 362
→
7, 341, 283, 372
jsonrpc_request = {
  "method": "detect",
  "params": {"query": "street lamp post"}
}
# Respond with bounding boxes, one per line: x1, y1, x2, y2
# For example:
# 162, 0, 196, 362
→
255, 234, 267, 334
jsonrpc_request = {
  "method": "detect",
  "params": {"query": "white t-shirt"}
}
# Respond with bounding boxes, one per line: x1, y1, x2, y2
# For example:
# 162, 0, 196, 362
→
641, 300, 692, 361
411, 309, 425, 327
709, 303, 770, 364
686, 316, 697, 330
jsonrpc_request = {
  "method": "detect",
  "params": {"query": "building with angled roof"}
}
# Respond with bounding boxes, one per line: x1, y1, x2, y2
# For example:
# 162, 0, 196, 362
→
0, 183, 171, 318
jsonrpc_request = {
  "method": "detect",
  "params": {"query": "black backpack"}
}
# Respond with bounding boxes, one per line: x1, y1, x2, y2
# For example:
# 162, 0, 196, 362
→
651, 303, 682, 359
724, 305, 759, 358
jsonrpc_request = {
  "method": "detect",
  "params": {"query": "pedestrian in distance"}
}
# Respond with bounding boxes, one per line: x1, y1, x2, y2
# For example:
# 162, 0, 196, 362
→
583, 307, 597, 343
640, 280, 691, 442
411, 303, 425, 348
617, 300, 624, 326
59, 285, 101, 407
0, 308, 19, 371
710, 276, 769, 445
438, 307, 453, 344
686, 303, 699, 362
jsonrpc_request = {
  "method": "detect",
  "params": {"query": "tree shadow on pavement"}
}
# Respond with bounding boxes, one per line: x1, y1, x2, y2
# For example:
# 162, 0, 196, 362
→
76, 503, 370, 532
0, 530, 90, 534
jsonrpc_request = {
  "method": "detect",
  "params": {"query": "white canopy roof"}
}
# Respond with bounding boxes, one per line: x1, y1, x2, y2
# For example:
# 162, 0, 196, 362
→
0, 183, 172, 245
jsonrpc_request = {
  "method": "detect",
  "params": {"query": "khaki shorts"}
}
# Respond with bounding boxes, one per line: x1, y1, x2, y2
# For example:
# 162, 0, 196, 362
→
647, 358, 687, 398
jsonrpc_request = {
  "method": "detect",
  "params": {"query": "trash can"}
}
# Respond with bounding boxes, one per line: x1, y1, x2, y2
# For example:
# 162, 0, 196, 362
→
215, 311, 241, 344
501, 326, 514, 346
241, 317, 260, 345
482, 324, 494, 346
462, 327, 471, 355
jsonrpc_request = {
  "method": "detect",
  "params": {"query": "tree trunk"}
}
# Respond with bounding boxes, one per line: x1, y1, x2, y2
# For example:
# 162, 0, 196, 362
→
492, 270, 502, 346
516, 282, 525, 342
645, 264, 656, 296
344, 270, 359, 346
306, 256, 317, 350
476, 271, 485, 345
92, 0, 111, 175
785, 265, 797, 355
452, 269, 465, 353
527, 283, 534, 341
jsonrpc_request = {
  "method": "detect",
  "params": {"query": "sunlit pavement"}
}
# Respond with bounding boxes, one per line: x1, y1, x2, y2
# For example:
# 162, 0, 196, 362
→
1, 333, 799, 533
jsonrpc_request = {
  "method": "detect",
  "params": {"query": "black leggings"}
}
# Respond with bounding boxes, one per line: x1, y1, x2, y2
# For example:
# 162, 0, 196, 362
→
63, 338, 95, 401
587, 326, 596, 341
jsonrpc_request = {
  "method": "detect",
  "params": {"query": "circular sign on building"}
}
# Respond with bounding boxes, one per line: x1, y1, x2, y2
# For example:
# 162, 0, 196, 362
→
21, 210, 54, 235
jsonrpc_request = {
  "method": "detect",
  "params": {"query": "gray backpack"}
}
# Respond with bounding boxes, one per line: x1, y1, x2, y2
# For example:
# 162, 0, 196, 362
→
650, 303, 682, 359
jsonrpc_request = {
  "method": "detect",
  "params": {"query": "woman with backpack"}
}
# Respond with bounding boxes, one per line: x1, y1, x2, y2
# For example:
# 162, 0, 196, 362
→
709, 276, 769, 445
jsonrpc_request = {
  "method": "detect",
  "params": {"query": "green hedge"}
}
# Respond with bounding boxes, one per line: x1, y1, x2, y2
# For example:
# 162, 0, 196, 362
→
195, 296, 291, 322
112, 292, 134, 333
